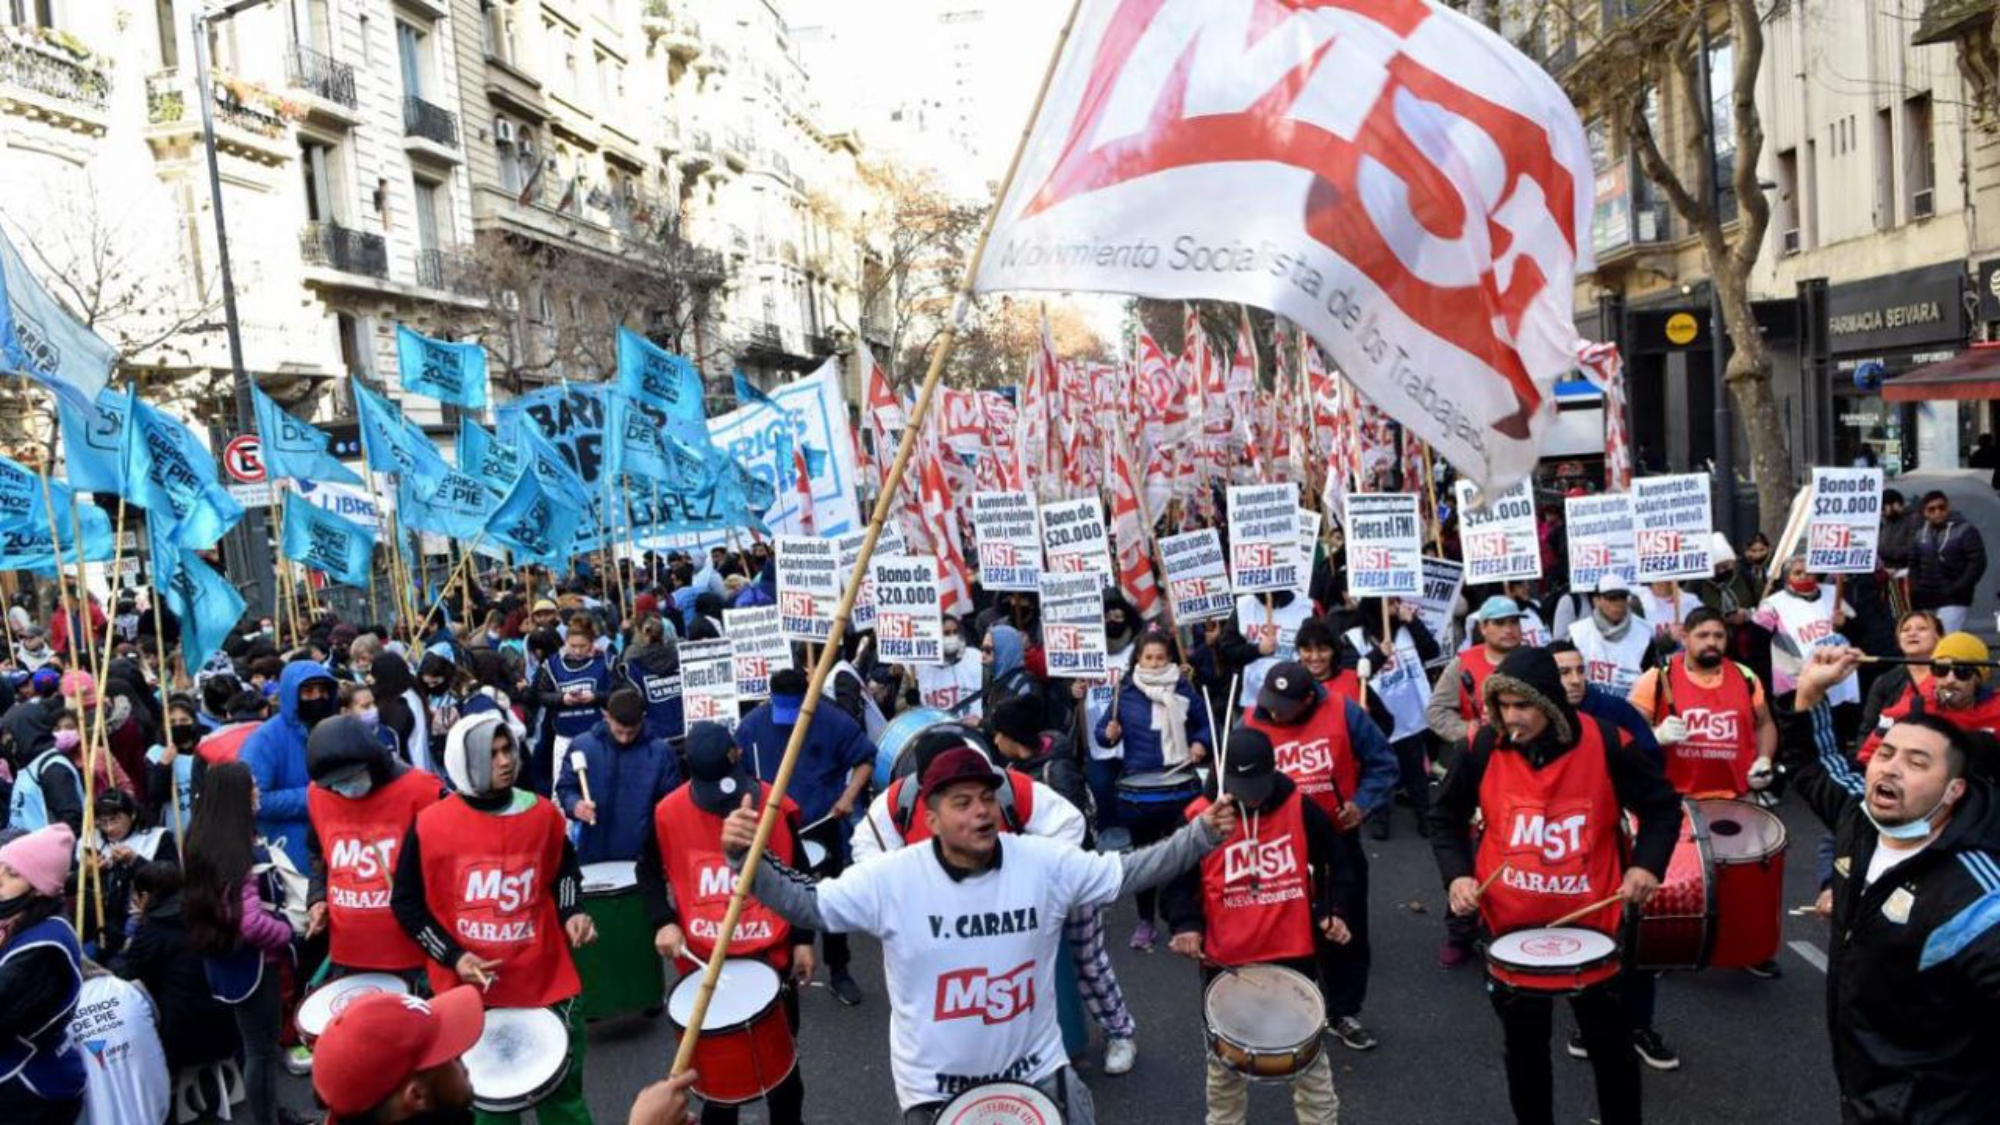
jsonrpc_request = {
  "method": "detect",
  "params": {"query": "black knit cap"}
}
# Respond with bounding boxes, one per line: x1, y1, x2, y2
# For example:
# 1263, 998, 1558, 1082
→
987, 695, 1042, 749
1481, 646, 1576, 744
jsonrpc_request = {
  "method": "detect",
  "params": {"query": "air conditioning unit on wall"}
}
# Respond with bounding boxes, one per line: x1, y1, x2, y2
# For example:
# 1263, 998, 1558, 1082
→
1913, 188, 1936, 219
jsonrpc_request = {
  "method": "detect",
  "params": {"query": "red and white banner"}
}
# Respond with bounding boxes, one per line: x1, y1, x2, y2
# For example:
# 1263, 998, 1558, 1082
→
1106, 427, 1161, 618
973, 0, 1595, 496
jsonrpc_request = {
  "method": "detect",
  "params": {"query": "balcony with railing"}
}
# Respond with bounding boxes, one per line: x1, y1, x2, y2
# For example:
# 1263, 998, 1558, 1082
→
144, 69, 298, 163
645, 3, 703, 61
721, 129, 750, 169
403, 94, 460, 151
678, 127, 716, 172
730, 226, 750, 256
286, 44, 357, 121
699, 43, 732, 76
0, 23, 111, 132
300, 221, 389, 280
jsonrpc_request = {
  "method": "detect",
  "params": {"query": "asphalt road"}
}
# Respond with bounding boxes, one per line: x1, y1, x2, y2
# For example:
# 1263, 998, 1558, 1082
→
280, 797, 1842, 1124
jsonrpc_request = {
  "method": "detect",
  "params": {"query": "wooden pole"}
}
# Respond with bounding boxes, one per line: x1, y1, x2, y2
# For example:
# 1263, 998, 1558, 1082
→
669, 0, 1088, 1077
413, 536, 484, 643
37, 462, 93, 934
153, 592, 183, 839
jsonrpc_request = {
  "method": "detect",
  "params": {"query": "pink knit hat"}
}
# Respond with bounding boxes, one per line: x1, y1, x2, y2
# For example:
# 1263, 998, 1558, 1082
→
60, 670, 96, 708
0, 823, 76, 897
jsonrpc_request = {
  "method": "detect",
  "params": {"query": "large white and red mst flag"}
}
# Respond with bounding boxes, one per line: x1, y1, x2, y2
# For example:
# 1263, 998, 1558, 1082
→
1106, 427, 1162, 618
972, 0, 1595, 496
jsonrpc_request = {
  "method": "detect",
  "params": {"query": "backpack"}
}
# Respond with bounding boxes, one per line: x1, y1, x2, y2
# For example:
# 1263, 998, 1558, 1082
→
7, 748, 78, 831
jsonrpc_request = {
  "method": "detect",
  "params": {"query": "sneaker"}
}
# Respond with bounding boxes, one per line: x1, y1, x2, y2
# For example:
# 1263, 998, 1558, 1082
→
1436, 938, 1473, 968
1566, 1031, 1589, 1060
1103, 1036, 1137, 1075
1631, 1028, 1681, 1071
1743, 959, 1783, 980
1329, 1016, 1378, 1051
283, 1044, 313, 1076
829, 972, 865, 1007
1129, 920, 1157, 952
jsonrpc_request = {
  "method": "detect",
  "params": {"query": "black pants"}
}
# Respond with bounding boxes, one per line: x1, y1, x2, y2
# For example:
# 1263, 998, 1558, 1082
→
1313, 831, 1370, 1019
1117, 799, 1184, 924
803, 819, 850, 973
1370, 734, 1432, 833
701, 982, 804, 1125
1488, 980, 1639, 1125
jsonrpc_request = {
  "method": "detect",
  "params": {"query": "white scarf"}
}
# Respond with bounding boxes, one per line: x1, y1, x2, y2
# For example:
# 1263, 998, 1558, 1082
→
1130, 665, 1191, 767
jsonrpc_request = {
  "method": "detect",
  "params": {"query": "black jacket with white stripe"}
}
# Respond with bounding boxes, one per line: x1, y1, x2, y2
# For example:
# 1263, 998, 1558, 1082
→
1789, 704, 2000, 1125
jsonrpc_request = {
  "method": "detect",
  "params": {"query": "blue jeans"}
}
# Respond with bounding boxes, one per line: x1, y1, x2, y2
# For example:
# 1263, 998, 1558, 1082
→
1084, 757, 1123, 831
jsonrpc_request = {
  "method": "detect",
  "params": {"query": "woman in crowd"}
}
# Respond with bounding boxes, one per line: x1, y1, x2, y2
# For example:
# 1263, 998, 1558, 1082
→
182, 762, 298, 1125
0, 823, 85, 1125
1859, 609, 1943, 737
111, 860, 241, 1078
87, 788, 177, 956
368, 651, 428, 772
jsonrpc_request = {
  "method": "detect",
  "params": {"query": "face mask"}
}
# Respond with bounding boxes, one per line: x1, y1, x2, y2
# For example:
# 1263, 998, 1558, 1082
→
357, 707, 380, 730
943, 636, 965, 658
0, 893, 28, 919
327, 773, 374, 799
1865, 786, 1956, 841
1787, 577, 1819, 597
54, 729, 80, 752
171, 727, 198, 749
295, 695, 338, 728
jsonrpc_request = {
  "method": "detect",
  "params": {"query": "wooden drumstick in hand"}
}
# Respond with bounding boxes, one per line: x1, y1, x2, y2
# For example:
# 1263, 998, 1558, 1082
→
570, 750, 594, 806
1475, 863, 1509, 898
1548, 892, 1629, 928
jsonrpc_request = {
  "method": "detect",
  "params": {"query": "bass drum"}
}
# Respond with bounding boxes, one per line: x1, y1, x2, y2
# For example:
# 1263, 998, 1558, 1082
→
871, 708, 952, 790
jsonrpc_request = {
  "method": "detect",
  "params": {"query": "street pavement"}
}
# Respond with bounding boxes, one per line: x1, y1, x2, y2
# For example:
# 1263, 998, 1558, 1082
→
280, 797, 1842, 1123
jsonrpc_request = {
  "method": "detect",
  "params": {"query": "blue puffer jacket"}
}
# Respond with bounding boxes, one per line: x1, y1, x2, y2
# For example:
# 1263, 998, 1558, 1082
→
734, 702, 876, 826
555, 719, 683, 864
1094, 676, 1216, 774
238, 661, 336, 865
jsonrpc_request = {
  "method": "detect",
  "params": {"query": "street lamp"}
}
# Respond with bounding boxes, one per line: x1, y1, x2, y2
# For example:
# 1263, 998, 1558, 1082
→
192, 0, 277, 618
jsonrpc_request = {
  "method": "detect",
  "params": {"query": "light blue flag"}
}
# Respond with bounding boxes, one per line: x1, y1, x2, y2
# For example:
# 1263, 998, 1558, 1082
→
0, 476, 113, 572
353, 379, 450, 480
0, 453, 47, 529
396, 325, 489, 409
253, 386, 362, 486
56, 388, 128, 494
486, 465, 582, 566
0, 227, 116, 412
457, 418, 521, 494
149, 509, 244, 677
616, 328, 704, 422
123, 391, 246, 550
398, 466, 500, 541
516, 423, 593, 511
732, 372, 795, 493
282, 499, 375, 588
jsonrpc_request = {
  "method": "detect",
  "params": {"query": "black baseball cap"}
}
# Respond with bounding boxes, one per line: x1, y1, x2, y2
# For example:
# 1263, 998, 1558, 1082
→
1255, 661, 1322, 725
1222, 728, 1279, 807
686, 722, 754, 814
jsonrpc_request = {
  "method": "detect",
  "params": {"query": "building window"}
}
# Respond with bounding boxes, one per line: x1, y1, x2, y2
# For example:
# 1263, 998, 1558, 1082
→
1775, 147, 1799, 255
397, 20, 426, 100
1875, 106, 1894, 230
1905, 93, 1936, 220
154, 0, 179, 69
300, 138, 341, 223
482, 0, 519, 66
6, 0, 57, 29
496, 116, 539, 194
1705, 37, 1736, 223
413, 177, 444, 252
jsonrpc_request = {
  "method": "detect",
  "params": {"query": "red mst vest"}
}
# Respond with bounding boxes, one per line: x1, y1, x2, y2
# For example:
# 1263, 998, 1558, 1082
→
1475, 720, 1626, 939
1184, 793, 1314, 965
654, 783, 799, 971
415, 794, 580, 1008
1459, 647, 1500, 722
1243, 700, 1358, 825
1661, 656, 1758, 796
890, 771, 1034, 845
1324, 669, 1361, 707
307, 769, 442, 971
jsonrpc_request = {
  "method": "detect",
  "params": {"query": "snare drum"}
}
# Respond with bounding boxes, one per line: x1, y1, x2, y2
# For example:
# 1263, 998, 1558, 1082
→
574, 860, 664, 1021
1115, 769, 1201, 810
800, 839, 829, 872
667, 959, 797, 1105
873, 707, 952, 789
934, 1081, 1065, 1124
1634, 799, 1715, 971
1697, 798, 1787, 968
464, 1007, 571, 1112
1202, 963, 1326, 1079
295, 973, 408, 1046
1486, 927, 1621, 993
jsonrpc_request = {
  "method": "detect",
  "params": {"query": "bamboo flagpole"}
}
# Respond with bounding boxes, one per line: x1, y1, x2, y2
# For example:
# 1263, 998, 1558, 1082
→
668, 0, 1090, 1079
36, 461, 95, 934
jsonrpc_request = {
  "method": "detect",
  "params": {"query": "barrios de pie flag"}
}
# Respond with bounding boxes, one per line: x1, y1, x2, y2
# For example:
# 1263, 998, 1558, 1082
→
973, 0, 1596, 497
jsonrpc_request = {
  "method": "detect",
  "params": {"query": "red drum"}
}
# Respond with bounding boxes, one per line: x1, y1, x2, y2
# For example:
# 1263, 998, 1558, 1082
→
666, 959, 796, 1106
1634, 800, 1715, 971
1485, 927, 1621, 994
1697, 798, 1787, 968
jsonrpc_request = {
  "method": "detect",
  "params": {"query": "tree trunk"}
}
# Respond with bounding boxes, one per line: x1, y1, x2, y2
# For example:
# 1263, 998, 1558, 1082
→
1715, 273, 1793, 539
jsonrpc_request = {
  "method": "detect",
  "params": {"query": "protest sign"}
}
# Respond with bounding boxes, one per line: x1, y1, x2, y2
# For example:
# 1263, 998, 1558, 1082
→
1040, 571, 1109, 679
1632, 474, 1713, 581
1565, 493, 1637, 590
1454, 479, 1541, 582
1806, 468, 1883, 574
844, 522, 903, 633
724, 605, 791, 701
870, 553, 944, 664
706, 358, 861, 536
1418, 557, 1465, 659
1344, 493, 1423, 597
971, 490, 1043, 591
776, 535, 841, 642
1039, 497, 1111, 577
1226, 483, 1302, 593
1158, 529, 1233, 623
1295, 508, 1321, 592
680, 639, 738, 734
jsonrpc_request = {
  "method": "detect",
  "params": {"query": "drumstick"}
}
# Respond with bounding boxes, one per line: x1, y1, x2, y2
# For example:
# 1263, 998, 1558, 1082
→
1547, 892, 1628, 929
570, 750, 594, 807
797, 808, 840, 836
1475, 863, 1509, 898
1216, 674, 1240, 783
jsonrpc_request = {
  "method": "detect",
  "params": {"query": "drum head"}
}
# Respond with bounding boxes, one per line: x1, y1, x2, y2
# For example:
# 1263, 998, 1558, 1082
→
1119, 771, 1182, 791
1202, 964, 1325, 1049
936, 1081, 1064, 1125
668, 959, 782, 1030
580, 860, 638, 893
1489, 927, 1618, 968
1694, 799, 1786, 861
297, 973, 408, 1037
463, 1008, 567, 1107
801, 839, 828, 869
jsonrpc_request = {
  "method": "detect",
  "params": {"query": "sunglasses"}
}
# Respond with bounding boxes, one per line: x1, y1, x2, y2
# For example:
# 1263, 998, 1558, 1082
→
1931, 662, 1982, 681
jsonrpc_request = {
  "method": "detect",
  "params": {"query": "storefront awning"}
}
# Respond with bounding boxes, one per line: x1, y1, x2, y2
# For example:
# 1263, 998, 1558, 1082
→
1882, 344, 2000, 402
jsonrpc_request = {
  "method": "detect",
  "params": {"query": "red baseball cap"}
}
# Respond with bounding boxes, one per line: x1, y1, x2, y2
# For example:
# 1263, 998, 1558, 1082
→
313, 985, 485, 1120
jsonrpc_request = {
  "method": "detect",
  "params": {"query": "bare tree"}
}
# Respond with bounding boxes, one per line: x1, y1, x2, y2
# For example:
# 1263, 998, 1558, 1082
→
936, 298, 1111, 389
